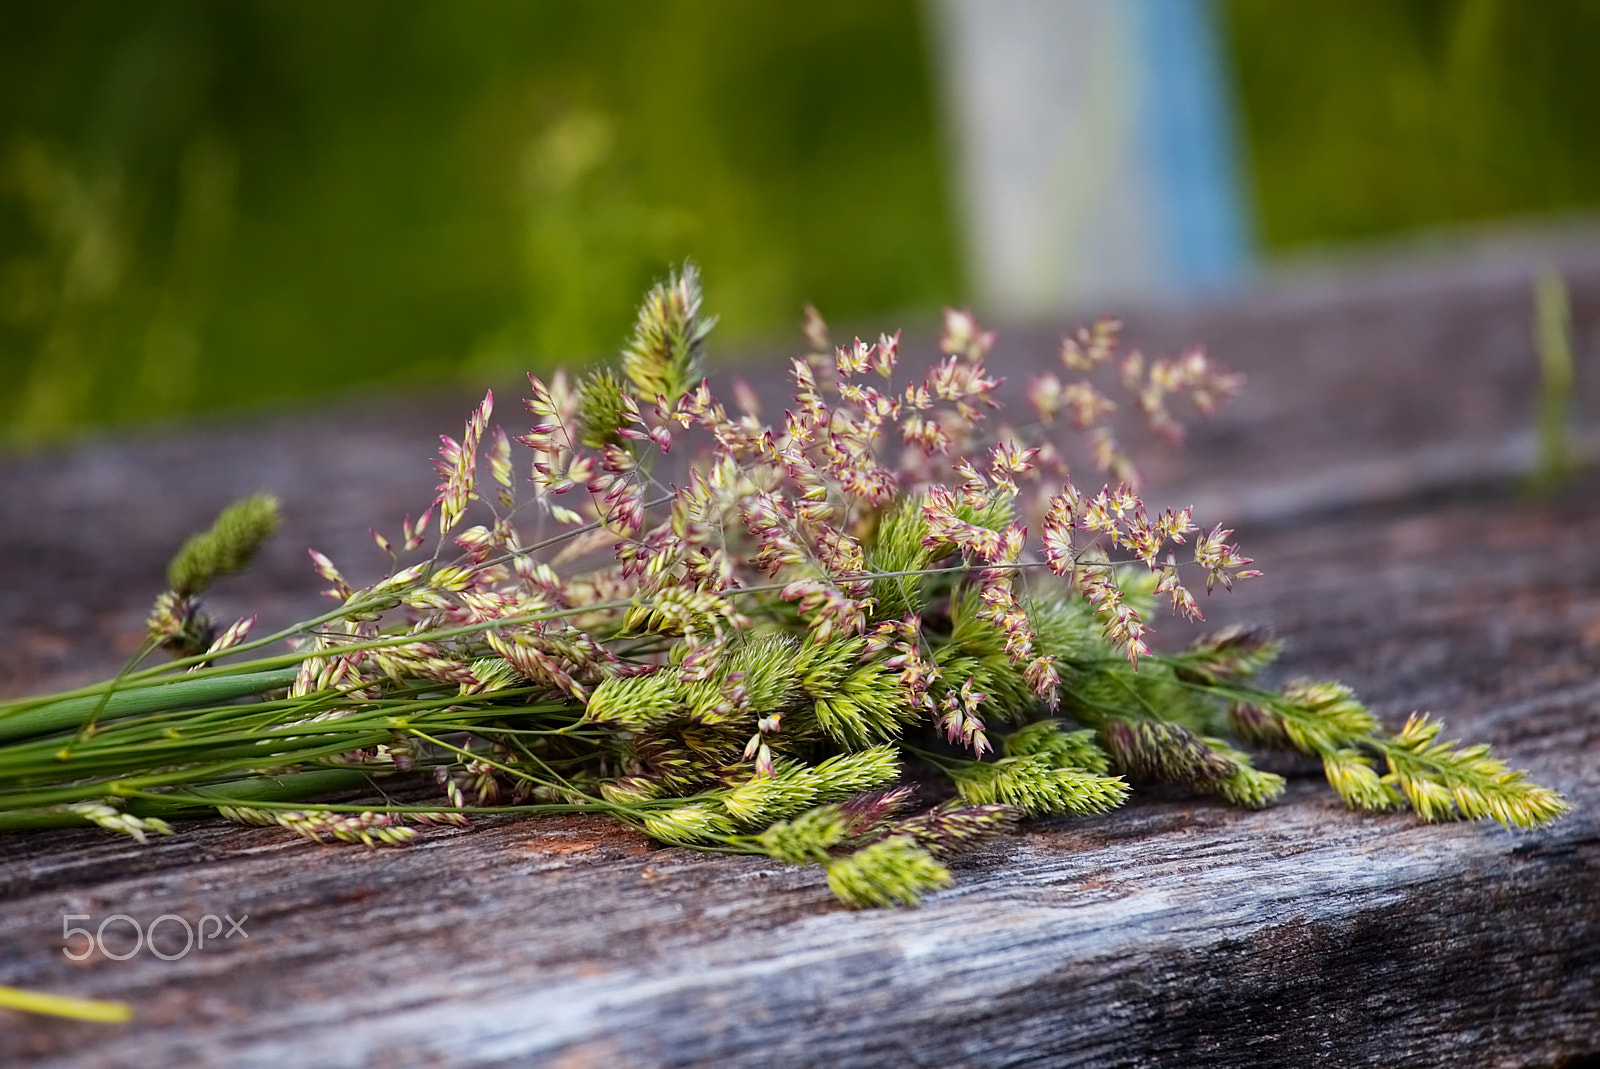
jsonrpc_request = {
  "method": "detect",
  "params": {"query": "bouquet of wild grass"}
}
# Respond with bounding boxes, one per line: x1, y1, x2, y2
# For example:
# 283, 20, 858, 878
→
0, 264, 1566, 910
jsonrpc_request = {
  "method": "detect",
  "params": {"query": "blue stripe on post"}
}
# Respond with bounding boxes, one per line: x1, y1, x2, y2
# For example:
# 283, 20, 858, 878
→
1129, 0, 1254, 292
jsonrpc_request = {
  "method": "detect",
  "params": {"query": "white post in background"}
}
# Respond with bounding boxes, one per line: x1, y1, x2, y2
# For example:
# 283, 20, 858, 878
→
930, 0, 1253, 317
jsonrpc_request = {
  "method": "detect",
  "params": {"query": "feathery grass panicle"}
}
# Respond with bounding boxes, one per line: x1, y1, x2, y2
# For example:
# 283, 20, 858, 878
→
808, 745, 902, 797
721, 759, 841, 829
598, 776, 665, 806
151, 492, 279, 655
810, 659, 918, 749
720, 633, 802, 715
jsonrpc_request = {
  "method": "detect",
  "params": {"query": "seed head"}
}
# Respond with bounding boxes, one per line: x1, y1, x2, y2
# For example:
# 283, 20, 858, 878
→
166, 493, 281, 596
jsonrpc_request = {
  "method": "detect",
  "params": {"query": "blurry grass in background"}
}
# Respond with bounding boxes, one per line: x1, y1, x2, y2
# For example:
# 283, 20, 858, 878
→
1225, 0, 1600, 247
3, 0, 1600, 446
0, 0, 955, 445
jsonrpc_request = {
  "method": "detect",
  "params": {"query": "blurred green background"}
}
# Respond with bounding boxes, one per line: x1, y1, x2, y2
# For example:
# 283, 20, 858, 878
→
2, 0, 1598, 445
1226, 0, 1600, 246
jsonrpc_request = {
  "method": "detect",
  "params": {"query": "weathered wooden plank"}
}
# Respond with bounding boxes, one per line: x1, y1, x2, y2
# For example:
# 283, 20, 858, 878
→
3, 484, 1595, 1068
2, 254, 1599, 1066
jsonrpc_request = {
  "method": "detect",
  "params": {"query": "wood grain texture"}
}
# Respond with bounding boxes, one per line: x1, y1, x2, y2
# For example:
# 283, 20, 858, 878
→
2, 252, 1600, 1067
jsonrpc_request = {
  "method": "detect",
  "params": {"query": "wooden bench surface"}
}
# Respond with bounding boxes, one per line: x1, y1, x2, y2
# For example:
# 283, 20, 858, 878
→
2, 246, 1599, 1067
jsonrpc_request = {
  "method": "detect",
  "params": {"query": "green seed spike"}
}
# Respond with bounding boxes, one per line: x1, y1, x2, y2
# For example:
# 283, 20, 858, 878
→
758, 805, 850, 865
895, 802, 1020, 854
949, 754, 1128, 817
1380, 713, 1570, 830
1202, 738, 1286, 809
1321, 747, 1403, 812
642, 803, 736, 846
1003, 721, 1111, 773
1272, 679, 1380, 756
166, 493, 282, 596
574, 368, 633, 450
824, 836, 950, 909
619, 261, 715, 406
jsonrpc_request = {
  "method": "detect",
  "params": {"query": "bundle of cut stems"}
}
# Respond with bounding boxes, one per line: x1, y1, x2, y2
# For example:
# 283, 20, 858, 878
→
1, 266, 1566, 915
